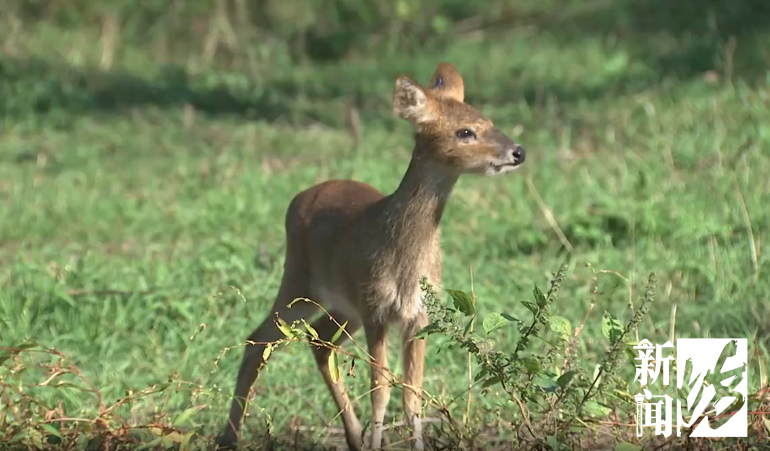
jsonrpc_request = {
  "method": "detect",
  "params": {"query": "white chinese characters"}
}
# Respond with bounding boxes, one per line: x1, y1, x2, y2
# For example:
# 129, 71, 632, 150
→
633, 338, 748, 438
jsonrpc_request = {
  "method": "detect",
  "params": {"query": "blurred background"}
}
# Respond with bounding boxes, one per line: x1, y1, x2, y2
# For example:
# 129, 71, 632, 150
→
3, 0, 769, 123
1, 0, 769, 448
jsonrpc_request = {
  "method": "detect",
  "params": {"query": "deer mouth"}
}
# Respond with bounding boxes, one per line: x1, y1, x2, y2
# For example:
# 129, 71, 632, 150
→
486, 162, 521, 176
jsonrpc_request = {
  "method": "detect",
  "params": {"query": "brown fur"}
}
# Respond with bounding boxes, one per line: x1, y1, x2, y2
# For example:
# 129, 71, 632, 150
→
216, 62, 526, 451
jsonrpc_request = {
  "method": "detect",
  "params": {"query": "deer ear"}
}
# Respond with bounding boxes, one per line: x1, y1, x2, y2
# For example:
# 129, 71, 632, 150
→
428, 62, 464, 103
393, 76, 436, 125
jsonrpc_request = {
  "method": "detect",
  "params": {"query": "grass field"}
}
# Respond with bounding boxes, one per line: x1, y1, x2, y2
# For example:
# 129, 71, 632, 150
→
1, 0, 769, 449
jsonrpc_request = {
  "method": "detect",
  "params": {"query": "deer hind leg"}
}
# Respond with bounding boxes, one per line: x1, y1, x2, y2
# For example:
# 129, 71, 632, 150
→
216, 267, 314, 449
402, 313, 428, 450
309, 311, 365, 450
365, 321, 391, 450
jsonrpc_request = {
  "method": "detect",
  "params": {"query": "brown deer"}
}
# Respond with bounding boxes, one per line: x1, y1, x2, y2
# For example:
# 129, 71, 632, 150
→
216, 62, 526, 450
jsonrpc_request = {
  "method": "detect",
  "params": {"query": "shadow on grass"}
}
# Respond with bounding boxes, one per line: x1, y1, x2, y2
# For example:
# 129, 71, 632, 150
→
0, 0, 770, 127
2, 0, 768, 123
0, 56, 294, 123
515, 0, 770, 82
1, 0, 768, 126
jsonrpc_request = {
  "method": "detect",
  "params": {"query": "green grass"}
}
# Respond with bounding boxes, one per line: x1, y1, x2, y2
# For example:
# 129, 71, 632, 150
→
1, 1, 769, 448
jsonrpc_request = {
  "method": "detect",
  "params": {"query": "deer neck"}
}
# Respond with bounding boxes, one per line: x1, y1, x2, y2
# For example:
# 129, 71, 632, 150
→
382, 146, 459, 254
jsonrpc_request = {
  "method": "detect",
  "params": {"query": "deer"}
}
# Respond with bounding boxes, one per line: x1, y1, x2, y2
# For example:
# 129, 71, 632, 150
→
216, 62, 526, 451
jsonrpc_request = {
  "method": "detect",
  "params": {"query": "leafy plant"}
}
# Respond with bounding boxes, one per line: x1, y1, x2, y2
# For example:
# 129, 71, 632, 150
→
413, 265, 659, 449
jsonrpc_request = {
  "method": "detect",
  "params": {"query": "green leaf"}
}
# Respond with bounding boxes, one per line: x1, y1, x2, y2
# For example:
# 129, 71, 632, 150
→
462, 318, 475, 336
9, 431, 27, 443
549, 316, 572, 340
522, 301, 539, 315
136, 436, 164, 450
178, 431, 195, 451
546, 435, 559, 450
482, 312, 514, 334
327, 351, 340, 383
501, 313, 520, 322
582, 400, 612, 418
522, 357, 541, 373
330, 321, 348, 344
532, 374, 560, 393
261, 342, 273, 362
38, 424, 61, 439
474, 366, 492, 382
447, 289, 475, 316
173, 405, 205, 427
275, 317, 293, 338
615, 442, 642, 451
601, 311, 624, 343
302, 319, 319, 340
556, 370, 578, 388
623, 341, 640, 360
481, 375, 502, 388
414, 322, 440, 339
533, 285, 547, 307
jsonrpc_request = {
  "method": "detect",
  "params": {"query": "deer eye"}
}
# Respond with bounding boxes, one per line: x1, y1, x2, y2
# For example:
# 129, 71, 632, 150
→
455, 128, 476, 140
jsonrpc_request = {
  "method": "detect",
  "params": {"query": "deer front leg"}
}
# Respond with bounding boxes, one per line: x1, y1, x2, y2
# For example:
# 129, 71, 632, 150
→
216, 263, 313, 450
402, 314, 428, 450
309, 311, 365, 451
217, 302, 315, 449
364, 321, 390, 449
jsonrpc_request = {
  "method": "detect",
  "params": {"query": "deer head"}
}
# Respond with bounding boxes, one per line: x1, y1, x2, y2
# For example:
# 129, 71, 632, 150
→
393, 62, 525, 176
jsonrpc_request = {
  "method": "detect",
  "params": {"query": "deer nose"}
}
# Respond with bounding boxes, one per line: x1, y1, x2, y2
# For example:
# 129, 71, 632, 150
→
510, 145, 525, 165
